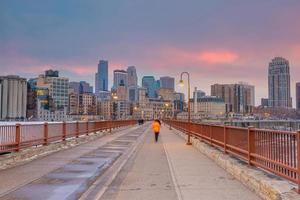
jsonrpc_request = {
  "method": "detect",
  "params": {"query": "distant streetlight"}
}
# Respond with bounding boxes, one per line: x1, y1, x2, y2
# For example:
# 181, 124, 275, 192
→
112, 92, 118, 100
179, 71, 192, 145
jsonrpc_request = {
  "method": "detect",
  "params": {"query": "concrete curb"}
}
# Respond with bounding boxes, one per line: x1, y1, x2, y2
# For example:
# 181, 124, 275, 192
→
171, 128, 299, 200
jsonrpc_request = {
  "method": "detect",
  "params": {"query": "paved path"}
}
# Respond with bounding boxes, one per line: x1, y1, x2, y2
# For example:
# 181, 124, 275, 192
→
101, 125, 260, 200
0, 125, 148, 199
0, 123, 260, 200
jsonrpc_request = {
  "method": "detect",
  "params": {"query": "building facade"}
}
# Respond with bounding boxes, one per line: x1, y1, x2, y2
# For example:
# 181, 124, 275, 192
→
160, 76, 175, 91
113, 70, 128, 89
97, 100, 111, 120
190, 96, 226, 116
157, 88, 174, 101
193, 89, 206, 99
268, 57, 292, 108
142, 76, 157, 98
211, 83, 255, 114
36, 70, 69, 109
95, 60, 108, 93
296, 83, 300, 110
128, 86, 139, 102
69, 81, 93, 94
127, 66, 138, 87
0, 75, 27, 120
261, 98, 269, 107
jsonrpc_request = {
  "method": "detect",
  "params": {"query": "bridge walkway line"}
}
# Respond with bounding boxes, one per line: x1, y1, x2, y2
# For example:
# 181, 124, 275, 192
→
101, 124, 260, 200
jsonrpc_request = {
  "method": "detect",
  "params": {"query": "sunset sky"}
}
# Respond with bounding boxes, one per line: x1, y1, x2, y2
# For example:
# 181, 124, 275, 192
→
1, 1, 300, 106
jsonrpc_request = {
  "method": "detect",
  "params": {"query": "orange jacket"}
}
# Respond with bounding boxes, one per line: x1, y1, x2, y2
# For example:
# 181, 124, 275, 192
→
152, 121, 161, 133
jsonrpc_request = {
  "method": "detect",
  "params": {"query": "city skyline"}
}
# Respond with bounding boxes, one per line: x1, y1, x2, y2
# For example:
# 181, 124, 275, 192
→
1, 1, 300, 106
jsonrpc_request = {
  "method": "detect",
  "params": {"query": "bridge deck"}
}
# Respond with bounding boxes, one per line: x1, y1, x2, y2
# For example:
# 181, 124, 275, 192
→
0, 123, 260, 200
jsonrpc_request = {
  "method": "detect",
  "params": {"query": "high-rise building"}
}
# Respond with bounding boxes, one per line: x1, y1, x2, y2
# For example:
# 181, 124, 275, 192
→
127, 66, 138, 87
36, 70, 69, 109
95, 60, 108, 93
193, 89, 206, 99
128, 86, 139, 102
70, 81, 93, 94
142, 76, 156, 98
0, 75, 27, 120
174, 92, 185, 113
113, 70, 128, 89
261, 98, 269, 107
296, 82, 300, 110
268, 57, 292, 108
160, 76, 175, 91
211, 83, 255, 114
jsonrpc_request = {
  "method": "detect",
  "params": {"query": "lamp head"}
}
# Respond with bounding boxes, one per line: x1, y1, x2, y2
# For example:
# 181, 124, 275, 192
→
178, 79, 184, 87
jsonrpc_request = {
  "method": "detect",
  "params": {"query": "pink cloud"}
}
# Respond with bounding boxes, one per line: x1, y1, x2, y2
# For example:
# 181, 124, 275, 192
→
155, 47, 240, 67
197, 51, 239, 64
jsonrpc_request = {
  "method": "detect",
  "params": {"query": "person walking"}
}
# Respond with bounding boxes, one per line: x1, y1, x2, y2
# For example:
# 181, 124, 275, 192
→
152, 119, 161, 142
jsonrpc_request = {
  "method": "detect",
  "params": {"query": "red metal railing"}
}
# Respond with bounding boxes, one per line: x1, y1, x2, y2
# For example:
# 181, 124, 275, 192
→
0, 120, 136, 153
165, 119, 300, 192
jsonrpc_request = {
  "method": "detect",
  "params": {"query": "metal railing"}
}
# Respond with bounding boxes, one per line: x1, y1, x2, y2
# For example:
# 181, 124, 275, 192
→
0, 120, 137, 153
164, 119, 300, 193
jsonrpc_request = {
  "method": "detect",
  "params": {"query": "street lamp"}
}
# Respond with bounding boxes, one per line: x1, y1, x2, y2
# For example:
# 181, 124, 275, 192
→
179, 71, 192, 145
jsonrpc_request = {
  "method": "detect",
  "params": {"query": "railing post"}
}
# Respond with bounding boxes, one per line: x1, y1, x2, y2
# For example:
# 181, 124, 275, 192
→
76, 121, 79, 138
109, 121, 112, 133
248, 126, 254, 166
297, 130, 300, 193
224, 125, 227, 153
62, 121, 66, 141
44, 122, 48, 145
15, 123, 21, 152
86, 121, 89, 136
209, 125, 212, 146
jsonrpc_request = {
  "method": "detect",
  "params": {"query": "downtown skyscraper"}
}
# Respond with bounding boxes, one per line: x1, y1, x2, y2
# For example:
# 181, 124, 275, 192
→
268, 57, 292, 108
95, 60, 108, 93
127, 66, 138, 87
296, 82, 300, 110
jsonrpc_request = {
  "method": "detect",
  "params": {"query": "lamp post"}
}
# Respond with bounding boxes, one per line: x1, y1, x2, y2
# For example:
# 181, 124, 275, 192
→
179, 72, 192, 145
110, 92, 118, 132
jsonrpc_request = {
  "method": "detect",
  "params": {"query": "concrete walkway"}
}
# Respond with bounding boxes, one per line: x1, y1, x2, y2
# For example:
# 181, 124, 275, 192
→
101, 125, 260, 200
0, 125, 143, 198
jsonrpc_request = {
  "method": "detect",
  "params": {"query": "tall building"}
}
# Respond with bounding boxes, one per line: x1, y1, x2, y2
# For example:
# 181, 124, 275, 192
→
36, 70, 69, 109
174, 92, 185, 113
261, 98, 269, 107
296, 82, 300, 110
160, 76, 175, 91
211, 83, 255, 114
113, 70, 128, 89
128, 86, 139, 102
70, 81, 93, 94
95, 60, 108, 93
0, 75, 27, 120
142, 76, 156, 98
193, 89, 206, 99
127, 66, 138, 87
268, 57, 292, 108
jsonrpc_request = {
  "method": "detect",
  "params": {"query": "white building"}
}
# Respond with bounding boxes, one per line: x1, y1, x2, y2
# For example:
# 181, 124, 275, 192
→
0, 75, 27, 120
191, 96, 226, 116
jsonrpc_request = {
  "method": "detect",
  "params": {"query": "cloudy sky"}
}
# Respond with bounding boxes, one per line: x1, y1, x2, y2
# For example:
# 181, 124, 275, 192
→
1, 0, 300, 106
